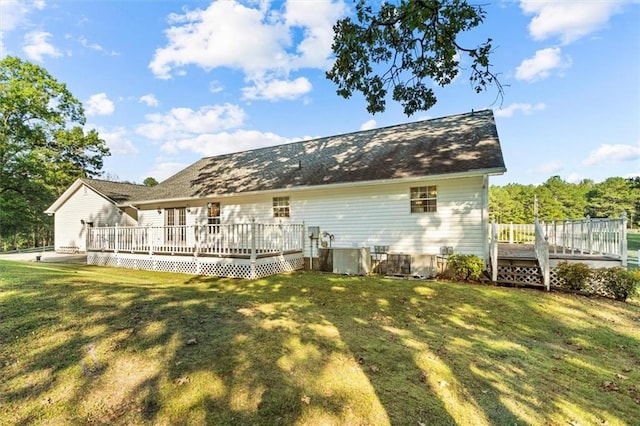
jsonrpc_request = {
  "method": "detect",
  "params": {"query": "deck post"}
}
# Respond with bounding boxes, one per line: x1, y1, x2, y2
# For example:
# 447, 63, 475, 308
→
621, 212, 628, 267
114, 223, 119, 254
509, 222, 514, 244
194, 225, 199, 258
250, 219, 257, 279
491, 218, 498, 282
148, 226, 153, 255
279, 222, 285, 253
586, 216, 592, 254
302, 221, 306, 261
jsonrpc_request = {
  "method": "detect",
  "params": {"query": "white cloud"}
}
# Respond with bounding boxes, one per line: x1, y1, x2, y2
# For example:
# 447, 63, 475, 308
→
582, 144, 640, 166
0, 0, 43, 32
85, 93, 115, 116
93, 126, 138, 155
145, 162, 187, 182
360, 119, 376, 131
23, 31, 62, 61
532, 161, 562, 174
148, 0, 347, 101
136, 103, 245, 141
495, 102, 546, 118
566, 172, 584, 184
79, 36, 102, 51
283, 0, 349, 69
242, 76, 312, 101
139, 94, 159, 107
520, 1, 626, 44
161, 129, 294, 157
515, 47, 571, 82
149, 1, 291, 79
209, 81, 224, 94
78, 36, 118, 56
0, 0, 46, 57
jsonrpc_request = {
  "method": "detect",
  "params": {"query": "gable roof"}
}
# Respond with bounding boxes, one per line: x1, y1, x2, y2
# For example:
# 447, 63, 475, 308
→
45, 178, 149, 214
79, 179, 150, 203
130, 109, 505, 204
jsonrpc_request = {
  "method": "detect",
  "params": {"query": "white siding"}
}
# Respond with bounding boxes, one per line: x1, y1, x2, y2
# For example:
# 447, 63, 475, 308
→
54, 184, 136, 252
135, 175, 488, 260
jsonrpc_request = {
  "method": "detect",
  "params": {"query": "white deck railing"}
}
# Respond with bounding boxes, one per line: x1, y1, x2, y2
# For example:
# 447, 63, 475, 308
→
490, 220, 498, 282
87, 223, 305, 258
495, 223, 535, 244
495, 214, 627, 265
533, 218, 550, 290
541, 216, 627, 261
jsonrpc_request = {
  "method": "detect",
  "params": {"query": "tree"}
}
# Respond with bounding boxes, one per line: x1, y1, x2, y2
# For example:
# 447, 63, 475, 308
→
490, 176, 638, 228
587, 177, 640, 225
143, 177, 159, 187
0, 56, 109, 247
327, 0, 501, 116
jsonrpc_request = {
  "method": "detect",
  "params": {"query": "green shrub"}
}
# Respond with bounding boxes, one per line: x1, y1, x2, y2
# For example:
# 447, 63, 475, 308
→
555, 262, 591, 291
594, 267, 639, 302
446, 254, 484, 281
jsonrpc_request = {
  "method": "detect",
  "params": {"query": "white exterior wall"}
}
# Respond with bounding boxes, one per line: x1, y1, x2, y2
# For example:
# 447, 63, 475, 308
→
54, 184, 136, 252
136, 175, 488, 261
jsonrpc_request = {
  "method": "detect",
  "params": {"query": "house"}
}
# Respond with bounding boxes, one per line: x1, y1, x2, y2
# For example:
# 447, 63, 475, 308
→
45, 179, 149, 253
45, 109, 507, 278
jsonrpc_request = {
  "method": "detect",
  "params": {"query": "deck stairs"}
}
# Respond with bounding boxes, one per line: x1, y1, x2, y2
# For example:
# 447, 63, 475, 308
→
494, 244, 544, 287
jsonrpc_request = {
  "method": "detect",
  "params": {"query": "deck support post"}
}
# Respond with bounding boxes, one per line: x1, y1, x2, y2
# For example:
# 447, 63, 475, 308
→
250, 219, 257, 279
621, 212, 628, 267
114, 223, 119, 254
491, 218, 498, 282
148, 226, 153, 256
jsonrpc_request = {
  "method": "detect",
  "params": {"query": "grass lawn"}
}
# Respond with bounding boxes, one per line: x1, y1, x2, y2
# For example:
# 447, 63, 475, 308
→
1, 261, 639, 425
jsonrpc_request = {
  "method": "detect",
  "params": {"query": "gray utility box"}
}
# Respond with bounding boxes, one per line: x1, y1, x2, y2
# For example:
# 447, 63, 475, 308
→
318, 247, 371, 275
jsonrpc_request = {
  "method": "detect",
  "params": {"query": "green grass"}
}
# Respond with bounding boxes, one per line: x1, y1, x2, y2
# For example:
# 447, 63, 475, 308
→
1, 261, 639, 425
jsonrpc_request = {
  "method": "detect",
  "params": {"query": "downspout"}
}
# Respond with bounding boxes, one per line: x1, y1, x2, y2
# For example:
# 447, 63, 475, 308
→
482, 175, 489, 264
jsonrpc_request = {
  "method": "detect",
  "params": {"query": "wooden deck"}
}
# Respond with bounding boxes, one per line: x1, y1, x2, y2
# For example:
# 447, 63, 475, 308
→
498, 243, 622, 262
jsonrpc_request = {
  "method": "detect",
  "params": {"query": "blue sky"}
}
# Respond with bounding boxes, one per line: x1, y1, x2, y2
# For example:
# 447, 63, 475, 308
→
1, 0, 638, 186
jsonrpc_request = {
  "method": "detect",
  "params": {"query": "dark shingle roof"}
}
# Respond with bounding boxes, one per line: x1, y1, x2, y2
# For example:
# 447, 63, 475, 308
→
132, 109, 505, 203
81, 179, 150, 203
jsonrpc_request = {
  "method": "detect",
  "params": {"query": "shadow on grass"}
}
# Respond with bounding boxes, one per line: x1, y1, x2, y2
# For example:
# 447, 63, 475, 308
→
1, 261, 639, 424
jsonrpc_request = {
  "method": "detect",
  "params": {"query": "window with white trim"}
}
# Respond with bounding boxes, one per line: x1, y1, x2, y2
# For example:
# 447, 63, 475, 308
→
410, 186, 437, 213
207, 202, 221, 233
273, 196, 290, 218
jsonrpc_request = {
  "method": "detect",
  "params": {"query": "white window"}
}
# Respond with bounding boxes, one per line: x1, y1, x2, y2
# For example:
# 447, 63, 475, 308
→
207, 202, 220, 225
207, 202, 220, 233
410, 186, 437, 213
273, 196, 290, 218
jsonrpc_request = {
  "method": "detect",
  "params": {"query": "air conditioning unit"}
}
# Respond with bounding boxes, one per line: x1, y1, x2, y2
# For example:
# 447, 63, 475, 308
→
332, 247, 371, 275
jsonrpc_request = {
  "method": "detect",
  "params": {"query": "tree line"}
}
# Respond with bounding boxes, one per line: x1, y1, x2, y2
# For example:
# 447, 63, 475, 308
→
489, 176, 640, 227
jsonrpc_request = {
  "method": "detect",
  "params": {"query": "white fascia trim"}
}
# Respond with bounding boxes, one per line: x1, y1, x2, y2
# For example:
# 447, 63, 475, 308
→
44, 178, 84, 214
121, 167, 507, 208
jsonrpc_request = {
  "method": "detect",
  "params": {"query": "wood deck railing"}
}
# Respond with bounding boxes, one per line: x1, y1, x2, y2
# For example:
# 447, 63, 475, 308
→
87, 223, 305, 258
495, 214, 627, 265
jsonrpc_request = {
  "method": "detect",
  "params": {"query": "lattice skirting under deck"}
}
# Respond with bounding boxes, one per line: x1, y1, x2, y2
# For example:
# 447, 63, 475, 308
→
87, 252, 304, 279
493, 264, 563, 287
